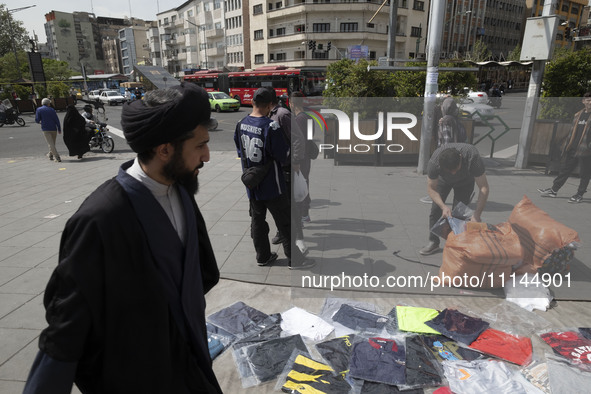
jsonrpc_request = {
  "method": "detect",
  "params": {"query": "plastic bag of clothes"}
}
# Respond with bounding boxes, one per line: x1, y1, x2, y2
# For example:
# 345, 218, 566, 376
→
438, 222, 522, 288
509, 195, 580, 275
430, 202, 474, 239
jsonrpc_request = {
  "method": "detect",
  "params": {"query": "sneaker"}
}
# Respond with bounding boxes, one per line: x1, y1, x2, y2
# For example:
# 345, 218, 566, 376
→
537, 187, 557, 198
257, 252, 278, 267
47, 153, 53, 160
568, 194, 583, 203
419, 196, 432, 204
271, 232, 286, 245
301, 215, 311, 223
295, 239, 309, 256
54, 157, 62, 163
419, 241, 440, 256
289, 258, 316, 270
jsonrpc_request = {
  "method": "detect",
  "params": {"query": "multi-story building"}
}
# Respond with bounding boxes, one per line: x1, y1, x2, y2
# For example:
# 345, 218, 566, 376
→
103, 37, 123, 74
443, 0, 526, 61
119, 21, 156, 75
249, 0, 430, 68
526, 0, 588, 50
44, 11, 107, 74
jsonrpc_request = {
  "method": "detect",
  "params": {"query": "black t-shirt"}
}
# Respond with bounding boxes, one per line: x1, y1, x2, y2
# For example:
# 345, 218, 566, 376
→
427, 143, 485, 184
570, 111, 591, 153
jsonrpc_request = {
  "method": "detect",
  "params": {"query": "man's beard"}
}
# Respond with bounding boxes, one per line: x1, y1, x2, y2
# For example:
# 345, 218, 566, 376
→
162, 149, 202, 195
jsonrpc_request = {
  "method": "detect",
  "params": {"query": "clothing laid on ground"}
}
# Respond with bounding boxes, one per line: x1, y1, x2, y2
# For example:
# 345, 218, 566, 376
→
420, 335, 485, 363
405, 335, 443, 388
63, 107, 90, 157
280, 354, 351, 394
280, 307, 334, 341
396, 306, 441, 334
206, 323, 236, 360
442, 359, 543, 394
469, 328, 533, 366
207, 301, 270, 336
332, 304, 389, 332
245, 334, 308, 383
349, 337, 406, 385
579, 327, 591, 340
232, 320, 283, 351
547, 355, 591, 394
424, 308, 489, 345
24, 160, 221, 394
521, 360, 550, 394
315, 335, 356, 376
540, 331, 591, 365
359, 380, 422, 394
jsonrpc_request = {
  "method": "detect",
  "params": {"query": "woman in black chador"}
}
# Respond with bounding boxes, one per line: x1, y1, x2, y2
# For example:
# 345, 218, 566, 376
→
63, 105, 90, 159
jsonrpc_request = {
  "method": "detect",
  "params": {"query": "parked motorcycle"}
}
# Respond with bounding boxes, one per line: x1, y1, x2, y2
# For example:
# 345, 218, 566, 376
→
0, 107, 25, 127
88, 123, 114, 153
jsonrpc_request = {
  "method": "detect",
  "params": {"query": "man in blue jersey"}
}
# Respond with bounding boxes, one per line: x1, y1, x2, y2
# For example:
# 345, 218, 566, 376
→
235, 88, 314, 270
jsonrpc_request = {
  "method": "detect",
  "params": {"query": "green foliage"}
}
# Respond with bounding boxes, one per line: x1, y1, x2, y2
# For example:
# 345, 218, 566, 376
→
0, 50, 28, 82
439, 62, 478, 95
0, 5, 30, 57
13, 84, 31, 99
470, 40, 492, 62
47, 82, 70, 98
324, 59, 396, 98
507, 45, 522, 62
35, 83, 47, 99
43, 59, 73, 81
541, 47, 591, 120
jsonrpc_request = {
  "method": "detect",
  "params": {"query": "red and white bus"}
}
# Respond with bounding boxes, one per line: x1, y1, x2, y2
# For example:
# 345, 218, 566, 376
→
182, 70, 229, 93
183, 66, 325, 105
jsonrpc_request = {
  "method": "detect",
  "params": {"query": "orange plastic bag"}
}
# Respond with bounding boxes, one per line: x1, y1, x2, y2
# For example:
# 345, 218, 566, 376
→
439, 222, 522, 288
508, 196, 580, 274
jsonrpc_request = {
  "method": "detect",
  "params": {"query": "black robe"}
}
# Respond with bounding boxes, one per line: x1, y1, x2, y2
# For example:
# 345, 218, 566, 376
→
26, 161, 221, 393
63, 107, 90, 156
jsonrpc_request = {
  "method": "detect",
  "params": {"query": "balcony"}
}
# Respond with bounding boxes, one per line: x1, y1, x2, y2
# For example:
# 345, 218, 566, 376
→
267, 1, 385, 19
205, 28, 224, 38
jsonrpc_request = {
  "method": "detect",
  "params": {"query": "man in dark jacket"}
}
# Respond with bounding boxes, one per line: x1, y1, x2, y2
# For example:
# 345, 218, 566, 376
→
24, 83, 222, 394
538, 92, 591, 203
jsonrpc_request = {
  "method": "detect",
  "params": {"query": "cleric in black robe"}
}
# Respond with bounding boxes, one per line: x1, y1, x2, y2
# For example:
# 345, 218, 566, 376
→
24, 83, 223, 394
62, 105, 90, 159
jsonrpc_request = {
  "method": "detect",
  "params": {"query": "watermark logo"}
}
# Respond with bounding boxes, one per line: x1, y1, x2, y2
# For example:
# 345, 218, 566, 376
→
306, 109, 418, 153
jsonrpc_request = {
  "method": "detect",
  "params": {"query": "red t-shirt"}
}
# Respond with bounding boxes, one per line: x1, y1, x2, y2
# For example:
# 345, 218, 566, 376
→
541, 331, 591, 365
469, 329, 532, 366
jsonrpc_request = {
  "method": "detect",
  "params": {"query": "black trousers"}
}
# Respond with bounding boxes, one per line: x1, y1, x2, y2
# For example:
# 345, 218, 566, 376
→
428, 177, 475, 244
552, 152, 591, 196
250, 194, 303, 264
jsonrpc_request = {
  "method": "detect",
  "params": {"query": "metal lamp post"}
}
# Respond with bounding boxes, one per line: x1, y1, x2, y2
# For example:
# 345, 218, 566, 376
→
7, 5, 37, 80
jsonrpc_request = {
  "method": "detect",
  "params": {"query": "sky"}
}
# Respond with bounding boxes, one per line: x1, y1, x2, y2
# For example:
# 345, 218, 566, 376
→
3, 0, 182, 43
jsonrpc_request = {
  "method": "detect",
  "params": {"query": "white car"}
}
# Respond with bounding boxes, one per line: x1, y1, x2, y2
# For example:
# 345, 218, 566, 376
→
466, 90, 489, 104
99, 90, 126, 106
87, 90, 101, 101
458, 98, 495, 122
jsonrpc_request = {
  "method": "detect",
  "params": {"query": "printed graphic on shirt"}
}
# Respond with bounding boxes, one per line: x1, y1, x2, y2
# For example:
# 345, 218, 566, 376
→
420, 335, 485, 363
315, 335, 356, 377
541, 331, 591, 365
281, 354, 351, 394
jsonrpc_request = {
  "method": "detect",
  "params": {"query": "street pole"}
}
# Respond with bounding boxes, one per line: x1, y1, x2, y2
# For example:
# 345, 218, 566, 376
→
515, 0, 558, 169
386, 0, 398, 62
7, 5, 37, 81
417, 0, 445, 174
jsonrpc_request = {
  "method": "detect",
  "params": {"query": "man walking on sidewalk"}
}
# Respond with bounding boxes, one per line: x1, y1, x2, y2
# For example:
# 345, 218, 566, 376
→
235, 87, 313, 270
538, 92, 591, 203
419, 143, 489, 256
24, 83, 222, 394
35, 98, 61, 162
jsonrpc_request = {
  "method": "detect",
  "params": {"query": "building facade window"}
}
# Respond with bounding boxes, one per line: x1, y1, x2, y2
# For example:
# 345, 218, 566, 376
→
340, 23, 358, 32
295, 24, 305, 33
214, 0, 221, 9
255, 54, 264, 63
411, 26, 422, 37
253, 4, 263, 14
254, 29, 263, 40
313, 23, 330, 32
276, 27, 285, 36
413, 0, 424, 11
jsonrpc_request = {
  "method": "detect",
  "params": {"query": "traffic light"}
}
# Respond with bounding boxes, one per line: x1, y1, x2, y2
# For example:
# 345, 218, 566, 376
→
307, 40, 314, 50
327, 41, 332, 51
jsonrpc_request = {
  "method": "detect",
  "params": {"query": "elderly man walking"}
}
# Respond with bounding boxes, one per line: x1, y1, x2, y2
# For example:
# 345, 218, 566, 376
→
35, 98, 62, 162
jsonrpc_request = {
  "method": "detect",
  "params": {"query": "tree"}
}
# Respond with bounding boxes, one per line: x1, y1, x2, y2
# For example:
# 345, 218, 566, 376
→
507, 45, 522, 62
0, 4, 31, 58
540, 47, 591, 120
0, 50, 28, 82
470, 40, 492, 62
